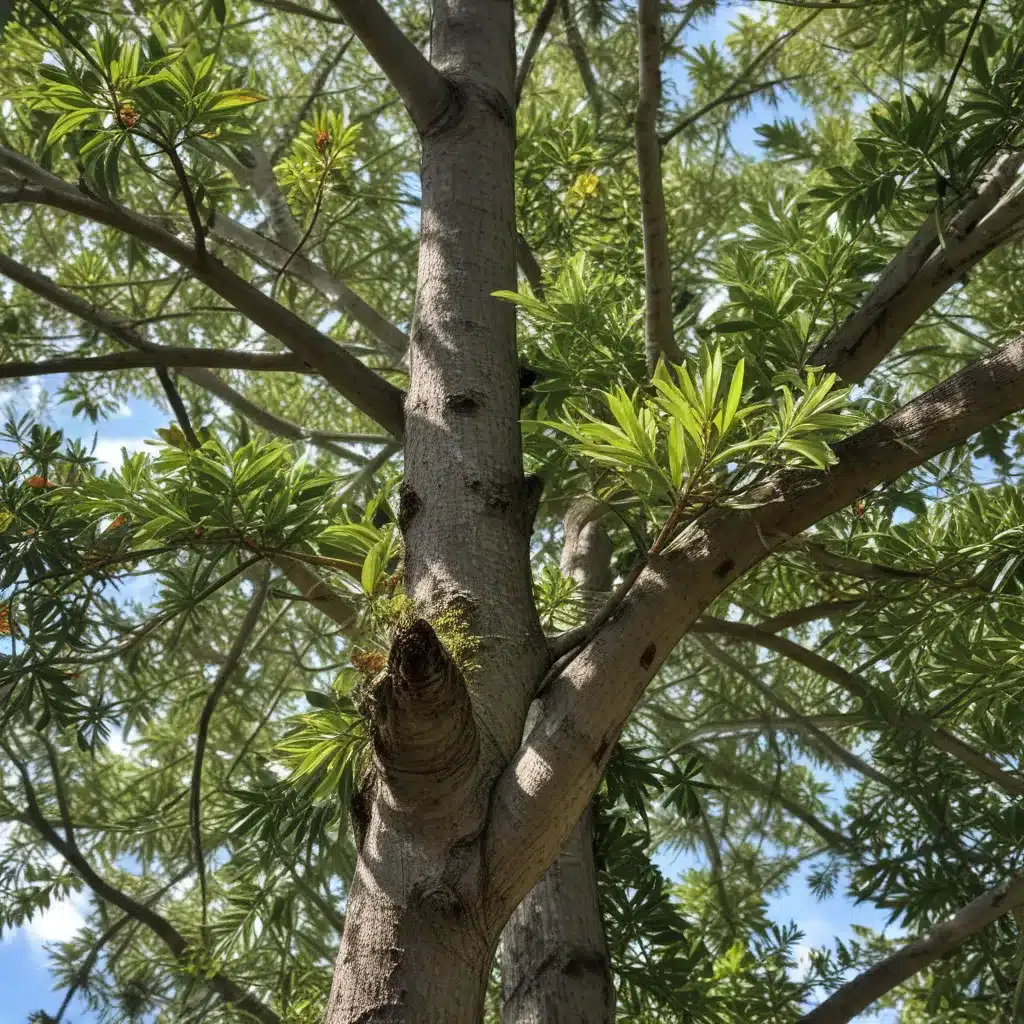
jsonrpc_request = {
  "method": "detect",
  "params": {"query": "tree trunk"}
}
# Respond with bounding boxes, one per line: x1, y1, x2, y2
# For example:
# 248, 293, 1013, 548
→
499, 502, 616, 1024
326, 3, 548, 1021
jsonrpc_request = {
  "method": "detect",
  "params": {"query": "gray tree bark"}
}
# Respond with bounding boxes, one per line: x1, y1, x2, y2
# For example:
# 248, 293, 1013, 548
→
500, 501, 615, 1024
326, 3, 548, 1021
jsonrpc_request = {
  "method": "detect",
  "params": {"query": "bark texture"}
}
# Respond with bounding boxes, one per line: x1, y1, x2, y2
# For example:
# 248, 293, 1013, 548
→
327, 3, 548, 1020
499, 502, 614, 1024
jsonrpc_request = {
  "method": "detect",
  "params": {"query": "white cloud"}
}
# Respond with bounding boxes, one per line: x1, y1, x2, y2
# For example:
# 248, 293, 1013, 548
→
20, 889, 89, 948
92, 437, 150, 469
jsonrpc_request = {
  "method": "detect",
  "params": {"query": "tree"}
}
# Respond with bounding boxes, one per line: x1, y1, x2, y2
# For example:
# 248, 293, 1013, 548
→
3, 0, 1024, 1021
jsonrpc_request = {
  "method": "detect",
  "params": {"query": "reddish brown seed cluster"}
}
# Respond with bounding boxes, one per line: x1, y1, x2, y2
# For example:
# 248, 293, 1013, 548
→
25, 475, 54, 489
0, 605, 10, 636
105, 513, 128, 532
118, 105, 140, 128
315, 129, 330, 153
351, 649, 386, 676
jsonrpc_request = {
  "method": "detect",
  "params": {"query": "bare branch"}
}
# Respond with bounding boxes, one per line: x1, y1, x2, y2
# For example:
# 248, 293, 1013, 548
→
794, 540, 928, 580
798, 873, 1024, 1023
209, 211, 408, 358
693, 617, 1024, 797
156, 366, 201, 448
274, 556, 359, 633
190, 565, 270, 930
3, 745, 281, 1024
635, 0, 681, 374
515, 231, 546, 299
810, 152, 1024, 382
0, 178, 406, 436
516, 0, 559, 104
329, 0, 454, 134
487, 332, 1024, 915
0, 347, 311, 379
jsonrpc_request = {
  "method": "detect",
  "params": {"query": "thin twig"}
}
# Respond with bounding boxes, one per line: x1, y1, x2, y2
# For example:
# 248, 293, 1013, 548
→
189, 564, 271, 932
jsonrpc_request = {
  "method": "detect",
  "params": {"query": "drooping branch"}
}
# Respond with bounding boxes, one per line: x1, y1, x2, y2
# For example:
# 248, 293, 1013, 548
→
635, 0, 681, 374
693, 616, 1024, 797
328, 0, 454, 134
0, 177, 406, 436
275, 556, 359, 633
561, 0, 602, 120
660, 14, 817, 145
515, 0, 559, 103
190, 565, 270, 930
694, 635, 896, 789
810, 151, 1024, 383
798, 873, 1024, 1023
486, 332, 1024, 916
0, 347, 311, 378
4, 746, 281, 1024
697, 751, 850, 849
259, 0, 348, 24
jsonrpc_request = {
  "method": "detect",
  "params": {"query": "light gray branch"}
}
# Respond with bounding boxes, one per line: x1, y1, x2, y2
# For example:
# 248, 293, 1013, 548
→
798, 873, 1024, 1023
329, 0, 454, 134
0, 178, 405, 436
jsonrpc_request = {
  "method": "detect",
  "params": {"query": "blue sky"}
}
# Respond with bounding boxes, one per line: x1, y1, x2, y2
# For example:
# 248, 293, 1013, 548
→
0, 5, 903, 1022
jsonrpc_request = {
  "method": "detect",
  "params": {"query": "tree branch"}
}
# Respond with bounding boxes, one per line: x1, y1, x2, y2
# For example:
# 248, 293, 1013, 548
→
486, 332, 1024, 917
660, 77, 801, 146
515, 0, 559, 104
561, 0, 602, 120
0, 176, 405, 437
259, 0, 347, 24
0, 249, 367, 460
695, 634, 896, 789
208, 211, 408, 359
190, 565, 270, 931
3, 745, 281, 1024
810, 151, 1024, 383
0, 347, 311, 379
693, 616, 1024, 797
757, 598, 863, 633
660, 14, 817, 145
798, 873, 1024, 1023
635, 0, 681, 374
328, 0, 454, 134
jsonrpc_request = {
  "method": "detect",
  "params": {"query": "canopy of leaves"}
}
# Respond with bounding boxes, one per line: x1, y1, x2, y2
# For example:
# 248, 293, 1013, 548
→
2, 0, 1024, 1022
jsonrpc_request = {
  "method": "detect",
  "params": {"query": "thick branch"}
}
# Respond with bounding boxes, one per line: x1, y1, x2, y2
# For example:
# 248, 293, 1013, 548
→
329, 0, 453, 134
209, 212, 408, 358
0, 179, 405, 436
798, 873, 1024, 1023
635, 0, 680, 374
486, 332, 1024, 916
0, 347, 310, 378
0, 250, 365, 459
810, 152, 1024, 383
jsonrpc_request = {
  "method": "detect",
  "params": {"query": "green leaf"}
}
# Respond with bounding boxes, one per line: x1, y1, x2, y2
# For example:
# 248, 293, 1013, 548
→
361, 538, 387, 595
